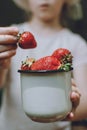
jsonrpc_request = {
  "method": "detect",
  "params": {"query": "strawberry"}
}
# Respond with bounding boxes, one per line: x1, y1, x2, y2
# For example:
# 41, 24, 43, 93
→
21, 57, 35, 70
18, 32, 37, 49
52, 48, 73, 64
31, 56, 61, 71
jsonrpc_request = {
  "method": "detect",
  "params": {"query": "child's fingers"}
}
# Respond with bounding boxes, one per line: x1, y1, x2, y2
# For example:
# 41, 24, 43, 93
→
71, 85, 81, 100
67, 90, 81, 120
71, 78, 76, 87
0, 44, 17, 53
64, 87, 81, 121
0, 49, 17, 59
0, 27, 19, 36
71, 90, 81, 108
0, 35, 18, 45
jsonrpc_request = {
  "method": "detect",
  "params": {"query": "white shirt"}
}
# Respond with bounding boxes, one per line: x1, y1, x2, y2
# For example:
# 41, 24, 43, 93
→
0, 22, 87, 130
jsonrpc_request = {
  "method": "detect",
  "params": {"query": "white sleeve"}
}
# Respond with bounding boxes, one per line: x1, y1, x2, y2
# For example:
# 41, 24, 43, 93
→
72, 36, 87, 68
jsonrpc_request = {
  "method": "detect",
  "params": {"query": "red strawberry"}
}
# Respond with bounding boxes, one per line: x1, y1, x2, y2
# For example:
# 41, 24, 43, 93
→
52, 48, 72, 64
18, 32, 37, 49
21, 57, 35, 70
31, 56, 61, 71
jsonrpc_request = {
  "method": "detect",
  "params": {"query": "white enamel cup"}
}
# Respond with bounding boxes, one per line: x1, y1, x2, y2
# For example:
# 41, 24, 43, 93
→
18, 70, 72, 123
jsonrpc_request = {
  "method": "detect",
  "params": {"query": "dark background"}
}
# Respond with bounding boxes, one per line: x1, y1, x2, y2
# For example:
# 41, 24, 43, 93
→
0, 0, 87, 40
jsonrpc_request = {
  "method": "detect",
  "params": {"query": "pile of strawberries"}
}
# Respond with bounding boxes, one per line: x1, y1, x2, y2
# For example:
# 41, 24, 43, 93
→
20, 48, 73, 71
18, 31, 73, 71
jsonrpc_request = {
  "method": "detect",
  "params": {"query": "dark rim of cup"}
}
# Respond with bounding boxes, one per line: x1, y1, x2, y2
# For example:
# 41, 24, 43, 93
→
18, 68, 73, 73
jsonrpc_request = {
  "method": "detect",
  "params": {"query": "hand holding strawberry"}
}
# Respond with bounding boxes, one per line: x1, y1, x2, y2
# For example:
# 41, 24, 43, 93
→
18, 32, 37, 49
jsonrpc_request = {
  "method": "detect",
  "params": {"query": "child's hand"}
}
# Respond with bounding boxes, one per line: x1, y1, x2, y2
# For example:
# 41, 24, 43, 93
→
0, 27, 19, 69
65, 79, 81, 121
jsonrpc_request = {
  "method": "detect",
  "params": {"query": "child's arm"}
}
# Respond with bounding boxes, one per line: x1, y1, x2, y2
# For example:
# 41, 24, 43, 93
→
71, 65, 87, 121
0, 27, 19, 88
0, 68, 8, 88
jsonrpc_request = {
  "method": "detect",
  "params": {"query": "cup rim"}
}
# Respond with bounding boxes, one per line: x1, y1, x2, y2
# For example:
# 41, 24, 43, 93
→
18, 68, 73, 74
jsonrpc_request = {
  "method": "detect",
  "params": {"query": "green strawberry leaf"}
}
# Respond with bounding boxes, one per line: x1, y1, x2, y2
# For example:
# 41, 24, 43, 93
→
59, 63, 72, 71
